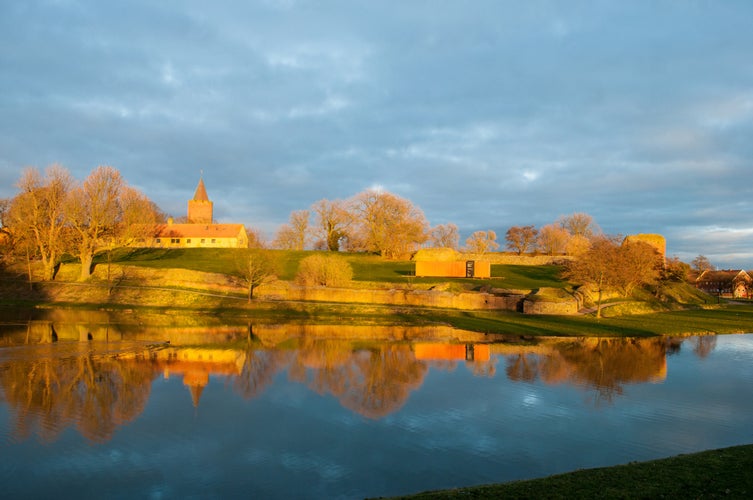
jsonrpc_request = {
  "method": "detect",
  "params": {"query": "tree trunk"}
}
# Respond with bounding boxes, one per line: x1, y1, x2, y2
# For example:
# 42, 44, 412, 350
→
43, 261, 55, 281
596, 287, 603, 319
26, 248, 33, 290
79, 251, 94, 281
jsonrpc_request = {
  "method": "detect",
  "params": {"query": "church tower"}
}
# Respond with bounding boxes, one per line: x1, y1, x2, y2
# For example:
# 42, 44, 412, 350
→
187, 177, 213, 224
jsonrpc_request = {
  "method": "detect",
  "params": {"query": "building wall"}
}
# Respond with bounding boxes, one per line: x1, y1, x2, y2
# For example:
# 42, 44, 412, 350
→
187, 200, 213, 224
140, 236, 243, 249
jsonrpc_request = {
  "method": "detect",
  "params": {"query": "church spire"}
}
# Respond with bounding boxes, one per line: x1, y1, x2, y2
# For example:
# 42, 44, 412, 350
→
187, 174, 213, 223
193, 177, 209, 201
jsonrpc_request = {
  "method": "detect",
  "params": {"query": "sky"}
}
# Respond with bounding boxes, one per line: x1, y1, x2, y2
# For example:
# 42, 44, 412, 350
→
2, 1, 753, 268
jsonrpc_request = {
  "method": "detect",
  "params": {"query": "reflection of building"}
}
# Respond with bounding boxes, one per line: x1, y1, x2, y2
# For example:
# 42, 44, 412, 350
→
134, 177, 249, 249
414, 343, 491, 362
155, 348, 247, 407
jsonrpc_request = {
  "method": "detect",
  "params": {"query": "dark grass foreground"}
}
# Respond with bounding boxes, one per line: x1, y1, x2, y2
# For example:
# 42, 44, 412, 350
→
388, 444, 753, 499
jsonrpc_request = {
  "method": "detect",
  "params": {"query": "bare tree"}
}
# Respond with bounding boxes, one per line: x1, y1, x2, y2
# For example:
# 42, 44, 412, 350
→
537, 224, 570, 256
311, 199, 350, 251
245, 227, 266, 249
347, 189, 428, 259
563, 236, 620, 318
235, 249, 280, 301
429, 223, 460, 249
272, 224, 296, 250
117, 186, 165, 245
692, 255, 714, 274
465, 230, 499, 255
505, 225, 538, 255
7, 165, 73, 280
565, 234, 591, 257
273, 210, 309, 250
66, 166, 124, 280
0, 198, 12, 270
0, 198, 9, 236
613, 240, 663, 296
564, 236, 663, 317
558, 212, 598, 238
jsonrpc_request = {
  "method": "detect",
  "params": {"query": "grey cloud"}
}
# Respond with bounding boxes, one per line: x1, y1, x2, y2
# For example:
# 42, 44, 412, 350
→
2, 1, 753, 266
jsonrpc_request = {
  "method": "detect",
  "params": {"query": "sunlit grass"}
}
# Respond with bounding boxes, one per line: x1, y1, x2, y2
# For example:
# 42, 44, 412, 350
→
428, 305, 753, 337
102, 248, 568, 290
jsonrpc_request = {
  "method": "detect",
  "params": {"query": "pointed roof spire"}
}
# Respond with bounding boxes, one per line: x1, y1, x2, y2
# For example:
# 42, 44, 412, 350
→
188, 383, 205, 408
193, 176, 209, 201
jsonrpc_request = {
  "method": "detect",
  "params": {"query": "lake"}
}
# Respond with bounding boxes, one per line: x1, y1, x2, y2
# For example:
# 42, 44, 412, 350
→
1, 311, 752, 498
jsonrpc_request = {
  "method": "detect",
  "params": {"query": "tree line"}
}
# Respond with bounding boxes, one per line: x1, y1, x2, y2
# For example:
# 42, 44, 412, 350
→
2, 165, 709, 305
0, 164, 164, 281
266, 190, 611, 258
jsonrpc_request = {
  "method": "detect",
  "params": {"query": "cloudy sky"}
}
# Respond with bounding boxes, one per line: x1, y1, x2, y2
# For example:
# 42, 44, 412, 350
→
2, 1, 753, 267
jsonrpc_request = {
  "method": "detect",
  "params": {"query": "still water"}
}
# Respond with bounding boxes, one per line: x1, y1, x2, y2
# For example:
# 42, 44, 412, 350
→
1, 311, 752, 498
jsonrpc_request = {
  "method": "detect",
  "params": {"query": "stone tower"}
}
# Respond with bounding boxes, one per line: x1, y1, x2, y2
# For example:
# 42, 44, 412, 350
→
187, 177, 213, 224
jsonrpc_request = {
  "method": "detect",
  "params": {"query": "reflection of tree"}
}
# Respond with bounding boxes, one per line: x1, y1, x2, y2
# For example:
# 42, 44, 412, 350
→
504, 338, 668, 405
505, 354, 538, 382
468, 359, 497, 377
692, 335, 717, 358
551, 338, 667, 403
0, 351, 155, 443
344, 346, 427, 419
289, 340, 428, 419
233, 348, 292, 400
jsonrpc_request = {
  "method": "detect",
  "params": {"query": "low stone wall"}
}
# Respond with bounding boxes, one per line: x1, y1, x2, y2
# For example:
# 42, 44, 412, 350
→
523, 299, 579, 315
26, 262, 586, 314
464, 253, 572, 265
258, 283, 522, 311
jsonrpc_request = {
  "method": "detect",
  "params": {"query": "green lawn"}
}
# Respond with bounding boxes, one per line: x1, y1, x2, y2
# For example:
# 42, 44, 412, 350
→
419, 304, 753, 337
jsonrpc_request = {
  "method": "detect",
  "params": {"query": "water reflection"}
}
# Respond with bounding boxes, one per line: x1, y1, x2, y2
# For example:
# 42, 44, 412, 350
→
504, 338, 668, 404
0, 343, 155, 443
0, 314, 722, 444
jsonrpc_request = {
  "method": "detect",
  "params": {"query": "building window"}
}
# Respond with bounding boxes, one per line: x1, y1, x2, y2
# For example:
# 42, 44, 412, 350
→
201, 238, 206, 243
211, 238, 216, 244
186, 239, 192, 244
156, 238, 161, 243
171, 238, 180, 244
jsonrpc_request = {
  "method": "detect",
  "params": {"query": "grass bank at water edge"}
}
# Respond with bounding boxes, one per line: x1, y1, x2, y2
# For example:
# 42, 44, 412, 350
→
387, 444, 753, 499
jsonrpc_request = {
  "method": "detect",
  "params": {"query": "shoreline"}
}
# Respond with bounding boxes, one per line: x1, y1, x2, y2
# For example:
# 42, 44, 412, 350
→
388, 443, 753, 499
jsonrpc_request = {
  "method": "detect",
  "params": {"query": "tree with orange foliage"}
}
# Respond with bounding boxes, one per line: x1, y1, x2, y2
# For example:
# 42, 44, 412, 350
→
346, 189, 428, 259
465, 230, 499, 255
563, 236, 620, 318
505, 225, 538, 255
429, 223, 460, 250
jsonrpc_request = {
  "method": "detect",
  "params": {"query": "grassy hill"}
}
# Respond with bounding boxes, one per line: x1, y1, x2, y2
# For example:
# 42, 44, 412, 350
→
100, 248, 567, 291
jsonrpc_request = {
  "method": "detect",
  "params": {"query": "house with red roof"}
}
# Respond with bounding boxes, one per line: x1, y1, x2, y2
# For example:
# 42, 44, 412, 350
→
133, 177, 249, 249
695, 269, 752, 298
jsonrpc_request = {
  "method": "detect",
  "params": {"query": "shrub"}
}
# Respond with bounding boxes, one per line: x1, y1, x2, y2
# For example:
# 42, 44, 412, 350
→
295, 254, 353, 287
